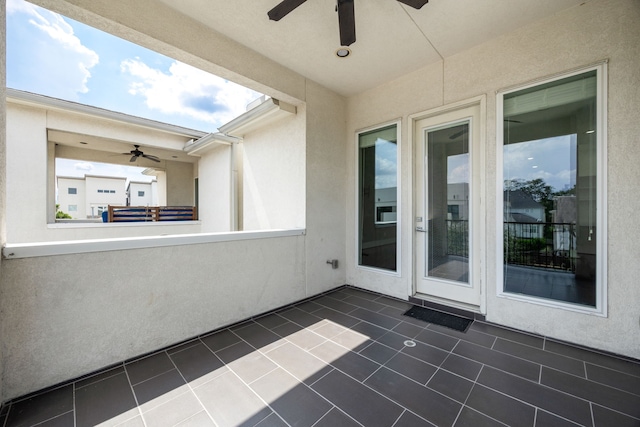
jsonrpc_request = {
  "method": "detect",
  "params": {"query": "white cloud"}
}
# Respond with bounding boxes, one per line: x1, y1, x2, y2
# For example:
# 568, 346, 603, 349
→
121, 59, 262, 128
7, 0, 99, 99
74, 162, 94, 172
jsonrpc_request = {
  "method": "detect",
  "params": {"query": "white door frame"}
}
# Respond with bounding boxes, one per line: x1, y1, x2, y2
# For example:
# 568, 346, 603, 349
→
408, 95, 487, 314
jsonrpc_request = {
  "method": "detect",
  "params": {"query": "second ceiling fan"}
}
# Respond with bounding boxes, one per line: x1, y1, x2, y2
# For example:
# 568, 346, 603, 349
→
268, 0, 429, 47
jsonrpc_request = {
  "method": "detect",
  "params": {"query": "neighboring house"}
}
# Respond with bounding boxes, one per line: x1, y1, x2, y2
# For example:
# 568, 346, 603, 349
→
503, 189, 545, 239
0, 0, 638, 405
126, 180, 157, 207
374, 187, 396, 224
447, 183, 469, 220
57, 175, 127, 219
56, 176, 85, 219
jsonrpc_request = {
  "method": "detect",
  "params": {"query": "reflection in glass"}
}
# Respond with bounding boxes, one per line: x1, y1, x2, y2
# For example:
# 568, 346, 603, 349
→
503, 70, 597, 306
426, 122, 469, 284
358, 125, 397, 271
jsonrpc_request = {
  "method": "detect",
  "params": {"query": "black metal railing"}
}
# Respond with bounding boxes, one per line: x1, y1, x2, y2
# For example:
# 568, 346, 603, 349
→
504, 221, 576, 272
442, 220, 576, 272
446, 220, 469, 257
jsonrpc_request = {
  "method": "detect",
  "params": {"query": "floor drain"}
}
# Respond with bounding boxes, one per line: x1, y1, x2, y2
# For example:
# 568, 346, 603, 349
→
403, 340, 416, 347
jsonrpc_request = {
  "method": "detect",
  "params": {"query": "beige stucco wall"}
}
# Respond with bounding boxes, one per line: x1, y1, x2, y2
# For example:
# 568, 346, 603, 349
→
197, 144, 233, 233
1, 235, 307, 399
165, 160, 195, 206
304, 80, 348, 295
242, 106, 306, 231
347, 0, 640, 358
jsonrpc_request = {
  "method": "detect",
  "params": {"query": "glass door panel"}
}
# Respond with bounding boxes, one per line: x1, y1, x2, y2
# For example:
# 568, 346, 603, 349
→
427, 123, 469, 284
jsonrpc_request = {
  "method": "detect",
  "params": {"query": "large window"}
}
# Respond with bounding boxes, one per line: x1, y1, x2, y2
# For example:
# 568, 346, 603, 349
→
499, 66, 606, 310
358, 123, 399, 272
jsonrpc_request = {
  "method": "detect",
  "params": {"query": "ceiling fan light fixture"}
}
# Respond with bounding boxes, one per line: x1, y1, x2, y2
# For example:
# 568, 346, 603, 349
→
336, 47, 351, 57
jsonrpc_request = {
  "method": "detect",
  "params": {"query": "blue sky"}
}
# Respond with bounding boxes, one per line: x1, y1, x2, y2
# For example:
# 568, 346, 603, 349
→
6, 0, 262, 184
6, 0, 262, 132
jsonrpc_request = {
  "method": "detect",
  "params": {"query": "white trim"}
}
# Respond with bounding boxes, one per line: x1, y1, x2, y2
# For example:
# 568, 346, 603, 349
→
219, 98, 296, 138
408, 95, 486, 123
496, 63, 607, 316
354, 119, 402, 277
409, 97, 485, 310
184, 132, 239, 156
3, 228, 306, 259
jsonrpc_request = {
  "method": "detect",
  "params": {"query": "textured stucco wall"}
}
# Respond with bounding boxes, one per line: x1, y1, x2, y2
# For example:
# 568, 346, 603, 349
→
346, 0, 640, 358
165, 160, 195, 207
0, 235, 307, 399
304, 80, 348, 296
5, 104, 49, 243
242, 106, 306, 231
198, 145, 233, 233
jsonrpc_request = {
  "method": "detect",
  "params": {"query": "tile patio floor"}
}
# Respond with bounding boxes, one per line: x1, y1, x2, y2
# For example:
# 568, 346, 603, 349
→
2, 287, 639, 427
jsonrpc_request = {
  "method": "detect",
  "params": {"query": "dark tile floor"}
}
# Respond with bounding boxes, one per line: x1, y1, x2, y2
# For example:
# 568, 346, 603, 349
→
2, 287, 640, 427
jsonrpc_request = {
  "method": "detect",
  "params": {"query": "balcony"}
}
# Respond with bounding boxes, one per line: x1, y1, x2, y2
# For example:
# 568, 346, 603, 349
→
504, 222, 577, 273
2, 287, 638, 426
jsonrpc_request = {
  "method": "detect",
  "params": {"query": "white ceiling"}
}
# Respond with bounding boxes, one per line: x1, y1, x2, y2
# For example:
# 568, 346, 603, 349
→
156, 0, 587, 96
48, 130, 198, 164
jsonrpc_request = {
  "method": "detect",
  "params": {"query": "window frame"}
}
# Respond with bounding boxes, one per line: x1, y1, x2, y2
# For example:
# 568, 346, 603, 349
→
495, 62, 608, 316
355, 120, 402, 276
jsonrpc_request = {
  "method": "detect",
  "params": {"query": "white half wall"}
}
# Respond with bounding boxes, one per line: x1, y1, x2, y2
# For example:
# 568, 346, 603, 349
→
0, 234, 307, 399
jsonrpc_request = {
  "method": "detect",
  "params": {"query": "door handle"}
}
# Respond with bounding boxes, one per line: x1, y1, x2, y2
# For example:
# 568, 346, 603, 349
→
415, 227, 426, 232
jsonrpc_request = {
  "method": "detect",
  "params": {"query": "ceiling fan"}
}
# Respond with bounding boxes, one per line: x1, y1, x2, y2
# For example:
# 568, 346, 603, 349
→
268, 0, 429, 47
123, 145, 160, 163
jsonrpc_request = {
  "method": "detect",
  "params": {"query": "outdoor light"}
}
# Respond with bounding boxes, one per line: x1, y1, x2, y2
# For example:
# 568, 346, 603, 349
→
336, 48, 351, 58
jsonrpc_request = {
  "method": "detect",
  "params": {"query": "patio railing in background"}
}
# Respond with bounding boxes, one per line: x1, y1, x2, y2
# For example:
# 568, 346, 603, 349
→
444, 220, 576, 273
504, 221, 576, 272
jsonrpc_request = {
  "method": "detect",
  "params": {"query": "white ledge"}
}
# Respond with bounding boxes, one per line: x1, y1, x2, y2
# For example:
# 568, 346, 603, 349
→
3, 228, 306, 259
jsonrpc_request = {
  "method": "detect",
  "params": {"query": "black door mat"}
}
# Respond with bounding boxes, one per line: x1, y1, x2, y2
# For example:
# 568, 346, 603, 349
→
403, 306, 473, 332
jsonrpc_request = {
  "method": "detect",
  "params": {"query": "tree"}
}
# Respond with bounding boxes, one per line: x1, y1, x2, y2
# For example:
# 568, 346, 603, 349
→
55, 204, 72, 219
505, 178, 553, 204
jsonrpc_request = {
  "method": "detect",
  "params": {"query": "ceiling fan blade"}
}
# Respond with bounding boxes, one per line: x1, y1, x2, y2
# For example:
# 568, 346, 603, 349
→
396, 0, 429, 9
142, 154, 161, 163
130, 155, 138, 163
338, 0, 356, 46
268, 0, 307, 21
